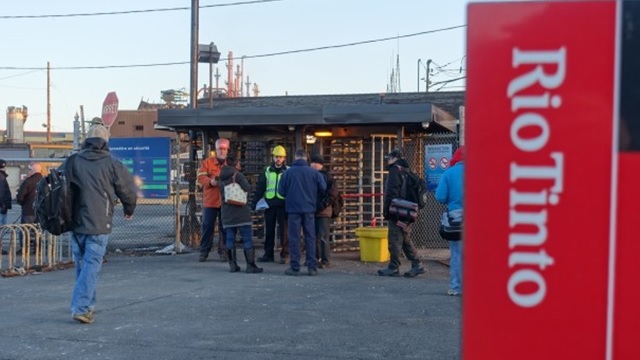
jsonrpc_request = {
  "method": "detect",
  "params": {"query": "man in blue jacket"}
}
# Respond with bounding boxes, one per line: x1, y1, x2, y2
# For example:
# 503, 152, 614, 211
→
278, 149, 326, 276
435, 146, 464, 296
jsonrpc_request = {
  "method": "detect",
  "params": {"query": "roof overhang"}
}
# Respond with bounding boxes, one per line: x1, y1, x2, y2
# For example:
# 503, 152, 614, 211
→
157, 103, 436, 131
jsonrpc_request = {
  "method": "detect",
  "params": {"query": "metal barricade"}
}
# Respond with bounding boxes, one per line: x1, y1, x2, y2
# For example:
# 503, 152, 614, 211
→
0, 224, 73, 276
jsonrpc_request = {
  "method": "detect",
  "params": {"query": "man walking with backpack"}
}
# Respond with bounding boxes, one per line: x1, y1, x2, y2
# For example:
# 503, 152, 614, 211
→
379, 149, 425, 278
63, 125, 137, 324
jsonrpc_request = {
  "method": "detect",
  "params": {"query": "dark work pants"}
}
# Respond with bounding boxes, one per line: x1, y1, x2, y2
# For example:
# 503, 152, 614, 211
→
19, 214, 37, 249
200, 207, 226, 256
288, 212, 316, 271
315, 216, 331, 263
387, 220, 421, 270
263, 206, 288, 258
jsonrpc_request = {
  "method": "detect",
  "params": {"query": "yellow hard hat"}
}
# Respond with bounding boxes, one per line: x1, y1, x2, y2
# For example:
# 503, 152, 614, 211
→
272, 145, 286, 157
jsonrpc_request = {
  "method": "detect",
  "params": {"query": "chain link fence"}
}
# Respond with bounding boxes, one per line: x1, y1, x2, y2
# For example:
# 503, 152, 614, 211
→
1, 131, 459, 270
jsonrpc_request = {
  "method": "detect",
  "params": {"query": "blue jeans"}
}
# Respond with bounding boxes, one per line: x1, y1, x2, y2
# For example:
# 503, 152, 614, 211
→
225, 225, 253, 249
449, 240, 463, 293
200, 207, 226, 256
287, 213, 316, 271
70, 233, 108, 316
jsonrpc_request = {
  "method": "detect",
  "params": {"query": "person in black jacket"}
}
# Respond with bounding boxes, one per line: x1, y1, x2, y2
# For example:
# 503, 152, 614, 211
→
16, 162, 43, 252
220, 153, 263, 274
62, 125, 137, 324
379, 149, 425, 278
310, 155, 338, 268
0, 159, 12, 227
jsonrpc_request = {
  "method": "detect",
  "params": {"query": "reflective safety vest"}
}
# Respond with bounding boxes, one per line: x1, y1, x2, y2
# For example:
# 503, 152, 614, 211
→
264, 166, 287, 199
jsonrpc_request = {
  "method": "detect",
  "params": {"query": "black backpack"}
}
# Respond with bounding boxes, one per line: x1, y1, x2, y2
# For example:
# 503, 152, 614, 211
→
35, 156, 76, 235
400, 168, 428, 209
331, 193, 344, 219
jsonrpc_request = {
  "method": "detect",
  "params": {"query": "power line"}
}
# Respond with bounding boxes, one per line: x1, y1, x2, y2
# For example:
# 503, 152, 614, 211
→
0, 25, 467, 71
0, 0, 283, 19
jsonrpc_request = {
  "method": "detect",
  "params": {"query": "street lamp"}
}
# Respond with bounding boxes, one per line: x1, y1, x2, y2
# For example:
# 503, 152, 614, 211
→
198, 42, 221, 108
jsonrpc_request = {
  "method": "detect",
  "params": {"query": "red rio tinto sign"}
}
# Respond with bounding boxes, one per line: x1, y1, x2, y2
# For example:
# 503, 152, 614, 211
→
101, 91, 119, 128
464, 1, 622, 359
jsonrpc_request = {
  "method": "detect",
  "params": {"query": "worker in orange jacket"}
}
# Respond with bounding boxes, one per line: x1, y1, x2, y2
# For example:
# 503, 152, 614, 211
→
196, 138, 230, 262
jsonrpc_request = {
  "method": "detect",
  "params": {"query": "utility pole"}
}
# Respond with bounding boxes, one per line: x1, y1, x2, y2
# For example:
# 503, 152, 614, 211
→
417, 59, 422, 92
426, 59, 432, 92
46, 61, 51, 143
79, 105, 86, 139
184, 0, 200, 246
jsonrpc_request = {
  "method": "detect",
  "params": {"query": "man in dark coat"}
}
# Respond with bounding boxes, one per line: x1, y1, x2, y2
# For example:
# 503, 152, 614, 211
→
62, 125, 137, 324
310, 154, 339, 268
379, 149, 425, 278
16, 162, 43, 252
0, 159, 12, 226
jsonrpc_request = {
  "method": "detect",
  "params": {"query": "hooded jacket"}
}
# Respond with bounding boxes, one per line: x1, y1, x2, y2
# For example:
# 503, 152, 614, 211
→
435, 147, 464, 211
16, 172, 43, 216
383, 157, 410, 219
219, 165, 253, 227
62, 137, 137, 235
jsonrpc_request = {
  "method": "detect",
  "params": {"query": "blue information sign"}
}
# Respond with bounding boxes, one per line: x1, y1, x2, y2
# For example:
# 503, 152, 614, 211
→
109, 137, 171, 198
425, 144, 453, 192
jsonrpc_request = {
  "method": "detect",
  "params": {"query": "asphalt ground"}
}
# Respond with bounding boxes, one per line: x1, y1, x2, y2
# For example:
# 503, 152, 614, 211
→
0, 250, 461, 360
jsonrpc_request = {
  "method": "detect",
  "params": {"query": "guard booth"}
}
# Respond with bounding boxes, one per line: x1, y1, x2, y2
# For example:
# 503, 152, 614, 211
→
157, 92, 464, 259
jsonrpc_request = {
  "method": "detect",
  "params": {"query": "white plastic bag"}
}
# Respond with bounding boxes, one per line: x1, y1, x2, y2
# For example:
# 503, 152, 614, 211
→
255, 197, 269, 211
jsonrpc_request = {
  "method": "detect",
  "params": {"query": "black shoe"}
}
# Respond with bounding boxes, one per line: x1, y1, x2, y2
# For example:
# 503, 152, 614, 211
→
284, 268, 301, 276
377, 268, 400, 277
257, 255, 274, 263
198, 254, 208, 262
320, 261, 330, 269
308, 268, 318, 276
279, 257, 287, 264
404, 266, 426, 278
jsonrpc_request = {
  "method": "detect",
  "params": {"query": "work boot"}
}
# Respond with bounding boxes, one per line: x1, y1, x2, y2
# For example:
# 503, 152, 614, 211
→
404, 264, 426, 278
377, 268, 401, 277
227, 248, 241, 273
244, 248, 263, 274
257, 253, 274, 263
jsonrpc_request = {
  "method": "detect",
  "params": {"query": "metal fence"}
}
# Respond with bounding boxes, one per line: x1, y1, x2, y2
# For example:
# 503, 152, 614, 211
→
1, 131, 459, 271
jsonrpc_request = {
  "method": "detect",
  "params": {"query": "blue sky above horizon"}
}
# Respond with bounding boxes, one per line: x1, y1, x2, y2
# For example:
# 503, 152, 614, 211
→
0, 0, 472, 132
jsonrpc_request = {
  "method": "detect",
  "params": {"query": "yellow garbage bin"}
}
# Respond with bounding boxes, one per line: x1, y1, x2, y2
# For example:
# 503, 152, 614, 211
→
355, 227, 390, 262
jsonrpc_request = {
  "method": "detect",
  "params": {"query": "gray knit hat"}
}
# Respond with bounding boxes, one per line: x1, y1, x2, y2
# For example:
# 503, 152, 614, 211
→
87, 125, 109, 142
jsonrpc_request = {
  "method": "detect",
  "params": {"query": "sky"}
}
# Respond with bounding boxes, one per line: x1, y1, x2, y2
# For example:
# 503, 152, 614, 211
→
0, 0, 471, 133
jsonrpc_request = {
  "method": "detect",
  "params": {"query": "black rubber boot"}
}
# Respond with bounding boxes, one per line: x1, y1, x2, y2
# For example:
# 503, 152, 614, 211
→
228, 248, 241, 273
244, 248, 263, 274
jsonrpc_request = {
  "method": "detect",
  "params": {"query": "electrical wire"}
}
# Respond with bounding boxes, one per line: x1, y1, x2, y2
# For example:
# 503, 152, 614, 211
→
0, 0, 283, 19
0, 25, 467, 71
